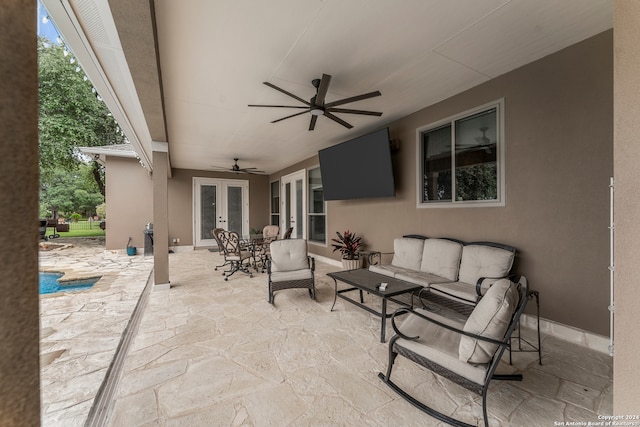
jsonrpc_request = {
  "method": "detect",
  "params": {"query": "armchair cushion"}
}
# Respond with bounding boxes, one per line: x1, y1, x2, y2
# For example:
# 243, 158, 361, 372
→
270, 269, 313, 283
270, 239, 309, 272
419, 239, 463, 281
458, 245, 515, 286
396, 308, 488, 385
391, 238, 424, 271
458, 279, 518, 364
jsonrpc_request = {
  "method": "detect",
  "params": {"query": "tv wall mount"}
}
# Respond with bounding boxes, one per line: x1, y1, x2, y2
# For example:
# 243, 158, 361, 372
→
248, 74, 382, 131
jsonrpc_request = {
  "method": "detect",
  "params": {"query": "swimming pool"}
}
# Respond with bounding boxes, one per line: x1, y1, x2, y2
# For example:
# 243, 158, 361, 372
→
39, 272, 99, 294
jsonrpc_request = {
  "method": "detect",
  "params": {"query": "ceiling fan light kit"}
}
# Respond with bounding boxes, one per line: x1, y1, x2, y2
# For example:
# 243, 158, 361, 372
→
249, 74, 382, 131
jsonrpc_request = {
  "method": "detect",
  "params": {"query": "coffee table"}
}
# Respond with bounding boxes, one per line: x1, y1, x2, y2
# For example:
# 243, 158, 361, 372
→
328, 269, 423, 342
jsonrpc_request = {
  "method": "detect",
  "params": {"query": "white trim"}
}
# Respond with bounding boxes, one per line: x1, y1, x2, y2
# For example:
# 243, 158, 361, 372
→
170, 245, 194, 253
192, 177, 250, 248
416, 98, 506, 209
520, 314, 610, 355
281, 170, 306, 240
153, 283, 171, 291
310, 253, 342, 268
151, 141, 169, 152
307, 165, 327, 246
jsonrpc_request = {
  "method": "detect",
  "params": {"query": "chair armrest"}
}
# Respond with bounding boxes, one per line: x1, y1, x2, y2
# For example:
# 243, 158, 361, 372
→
308, 256, 315, 271
475, 275, 511, 298
368, 251, 381, 266
390, 306, 508, 348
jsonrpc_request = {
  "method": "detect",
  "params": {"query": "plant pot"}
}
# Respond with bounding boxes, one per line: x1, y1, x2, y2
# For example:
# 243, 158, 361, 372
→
341, 257, 363, 270
126, 247, 137, 256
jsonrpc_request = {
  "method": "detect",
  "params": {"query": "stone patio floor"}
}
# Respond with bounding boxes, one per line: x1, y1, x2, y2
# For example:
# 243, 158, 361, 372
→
39, 239, 612, 426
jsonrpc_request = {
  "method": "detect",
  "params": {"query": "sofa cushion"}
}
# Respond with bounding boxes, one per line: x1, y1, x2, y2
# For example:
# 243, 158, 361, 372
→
420, 238, 463, 281
395, 271, 451, 288
458, 279, 518, 364
270, 239, 309, 272
458, 245, 515, 286
368, 264, 416, 278
391, 238, 424, 271
428, 281, 485, 305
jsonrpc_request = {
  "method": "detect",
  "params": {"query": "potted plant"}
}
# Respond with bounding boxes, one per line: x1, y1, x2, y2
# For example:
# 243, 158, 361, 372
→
331, 230, 365, 270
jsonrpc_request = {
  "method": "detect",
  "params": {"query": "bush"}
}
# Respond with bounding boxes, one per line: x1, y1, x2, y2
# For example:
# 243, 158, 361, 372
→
70, 212, 82, 222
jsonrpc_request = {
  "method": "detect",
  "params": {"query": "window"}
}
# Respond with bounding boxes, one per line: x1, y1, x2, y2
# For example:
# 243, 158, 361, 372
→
270, 181, 279, 226
417, 100, 504, 207
307, 167, 326, 244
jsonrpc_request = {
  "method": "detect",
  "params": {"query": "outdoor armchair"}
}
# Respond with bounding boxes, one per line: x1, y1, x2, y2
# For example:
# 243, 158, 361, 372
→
379, 276, 529, 427
267, 239, 315, 304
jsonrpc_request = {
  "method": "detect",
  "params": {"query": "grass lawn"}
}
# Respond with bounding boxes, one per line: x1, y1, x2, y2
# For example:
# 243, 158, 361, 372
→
46, 220, 105, 238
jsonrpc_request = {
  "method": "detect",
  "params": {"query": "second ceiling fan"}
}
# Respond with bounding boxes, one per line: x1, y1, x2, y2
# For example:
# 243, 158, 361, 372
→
248, 74, 382, 131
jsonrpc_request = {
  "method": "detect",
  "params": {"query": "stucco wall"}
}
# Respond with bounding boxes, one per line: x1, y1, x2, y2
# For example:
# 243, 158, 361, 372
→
167, 169, 270, 246
105, 157, 154, 250
0, 1, 41, 424
277, 31, 613, 336
613, 0, 640, 413
105, 160, 270, 250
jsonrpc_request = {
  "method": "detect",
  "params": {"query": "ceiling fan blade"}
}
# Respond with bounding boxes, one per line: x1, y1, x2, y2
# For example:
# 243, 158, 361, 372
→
324, 90, 381, 108
263, 82, 310, 106
271, 110, 311, 123
248, 104, 309, 109
324, 111, 353, 129
327, 107, 382, 116
309, 115, 318, 131
315, 74, 331, 106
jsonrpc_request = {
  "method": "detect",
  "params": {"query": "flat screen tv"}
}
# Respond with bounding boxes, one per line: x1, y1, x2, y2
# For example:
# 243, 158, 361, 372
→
318, 127, 395, 200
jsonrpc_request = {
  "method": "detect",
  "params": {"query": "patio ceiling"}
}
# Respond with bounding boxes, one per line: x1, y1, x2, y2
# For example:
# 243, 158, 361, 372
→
44, 0, 612, 174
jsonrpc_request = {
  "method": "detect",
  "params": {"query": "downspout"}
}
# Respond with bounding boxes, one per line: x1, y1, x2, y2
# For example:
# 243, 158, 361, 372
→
609, 176, 615, 356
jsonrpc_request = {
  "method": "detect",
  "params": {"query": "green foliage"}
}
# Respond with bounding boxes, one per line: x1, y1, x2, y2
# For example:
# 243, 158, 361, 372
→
37, 36, 124, 189
96, 203, 106, 219
70, 212, 82, 221
40, 167, 104, 218
455, 164, 497, 201
331, 230, 365, 260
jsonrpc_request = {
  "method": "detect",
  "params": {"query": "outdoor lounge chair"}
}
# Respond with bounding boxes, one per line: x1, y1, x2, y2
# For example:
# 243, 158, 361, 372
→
267, 239, 315, 304
378, 276, 529, 427
215, 229, 254, 280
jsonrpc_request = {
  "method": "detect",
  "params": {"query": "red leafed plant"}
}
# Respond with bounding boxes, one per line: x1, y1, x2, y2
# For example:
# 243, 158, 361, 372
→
331, 230, 364, 260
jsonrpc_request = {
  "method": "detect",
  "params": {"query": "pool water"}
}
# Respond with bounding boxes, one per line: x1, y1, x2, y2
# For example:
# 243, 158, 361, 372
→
39, 272, 97, 294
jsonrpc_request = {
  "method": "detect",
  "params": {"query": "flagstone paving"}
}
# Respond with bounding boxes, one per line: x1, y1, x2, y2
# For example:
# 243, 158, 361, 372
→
37, 239, 612, 426
39, 238, 154, 427
103, 249, 612, 427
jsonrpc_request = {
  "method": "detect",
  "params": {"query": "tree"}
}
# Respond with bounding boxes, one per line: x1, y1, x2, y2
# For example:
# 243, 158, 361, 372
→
38, 36, 125, 195
40, 167, 104, 218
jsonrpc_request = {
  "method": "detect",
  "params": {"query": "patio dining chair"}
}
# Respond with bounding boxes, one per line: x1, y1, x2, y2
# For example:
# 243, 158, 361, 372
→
256, 225, 279, 272
212, 228, 231, 272
267, 239, 315, 303
216, 229, 254, 280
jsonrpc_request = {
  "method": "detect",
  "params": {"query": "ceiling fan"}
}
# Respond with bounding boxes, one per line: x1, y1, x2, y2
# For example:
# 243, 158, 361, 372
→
248, 74, 382, 131
210, 158, 264, 175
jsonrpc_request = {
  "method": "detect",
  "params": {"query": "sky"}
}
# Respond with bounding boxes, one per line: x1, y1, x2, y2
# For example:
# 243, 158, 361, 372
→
37, 0, 61, 43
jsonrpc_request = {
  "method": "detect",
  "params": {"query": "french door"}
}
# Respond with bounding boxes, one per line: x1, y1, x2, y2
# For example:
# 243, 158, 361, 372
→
194, 177, 249, 247
281, 170, 305, 240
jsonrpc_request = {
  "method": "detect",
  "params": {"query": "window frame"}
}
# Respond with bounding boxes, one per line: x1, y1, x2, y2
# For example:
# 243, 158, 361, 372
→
306, 165, 327, 246
269, 179, 280, 227
416, 98, 506, 208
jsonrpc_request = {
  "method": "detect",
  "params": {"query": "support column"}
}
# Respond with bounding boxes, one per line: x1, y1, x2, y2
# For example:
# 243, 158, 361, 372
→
613, 0, 640, 412
152, 142, 170, 289
0, 1, 41, 424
